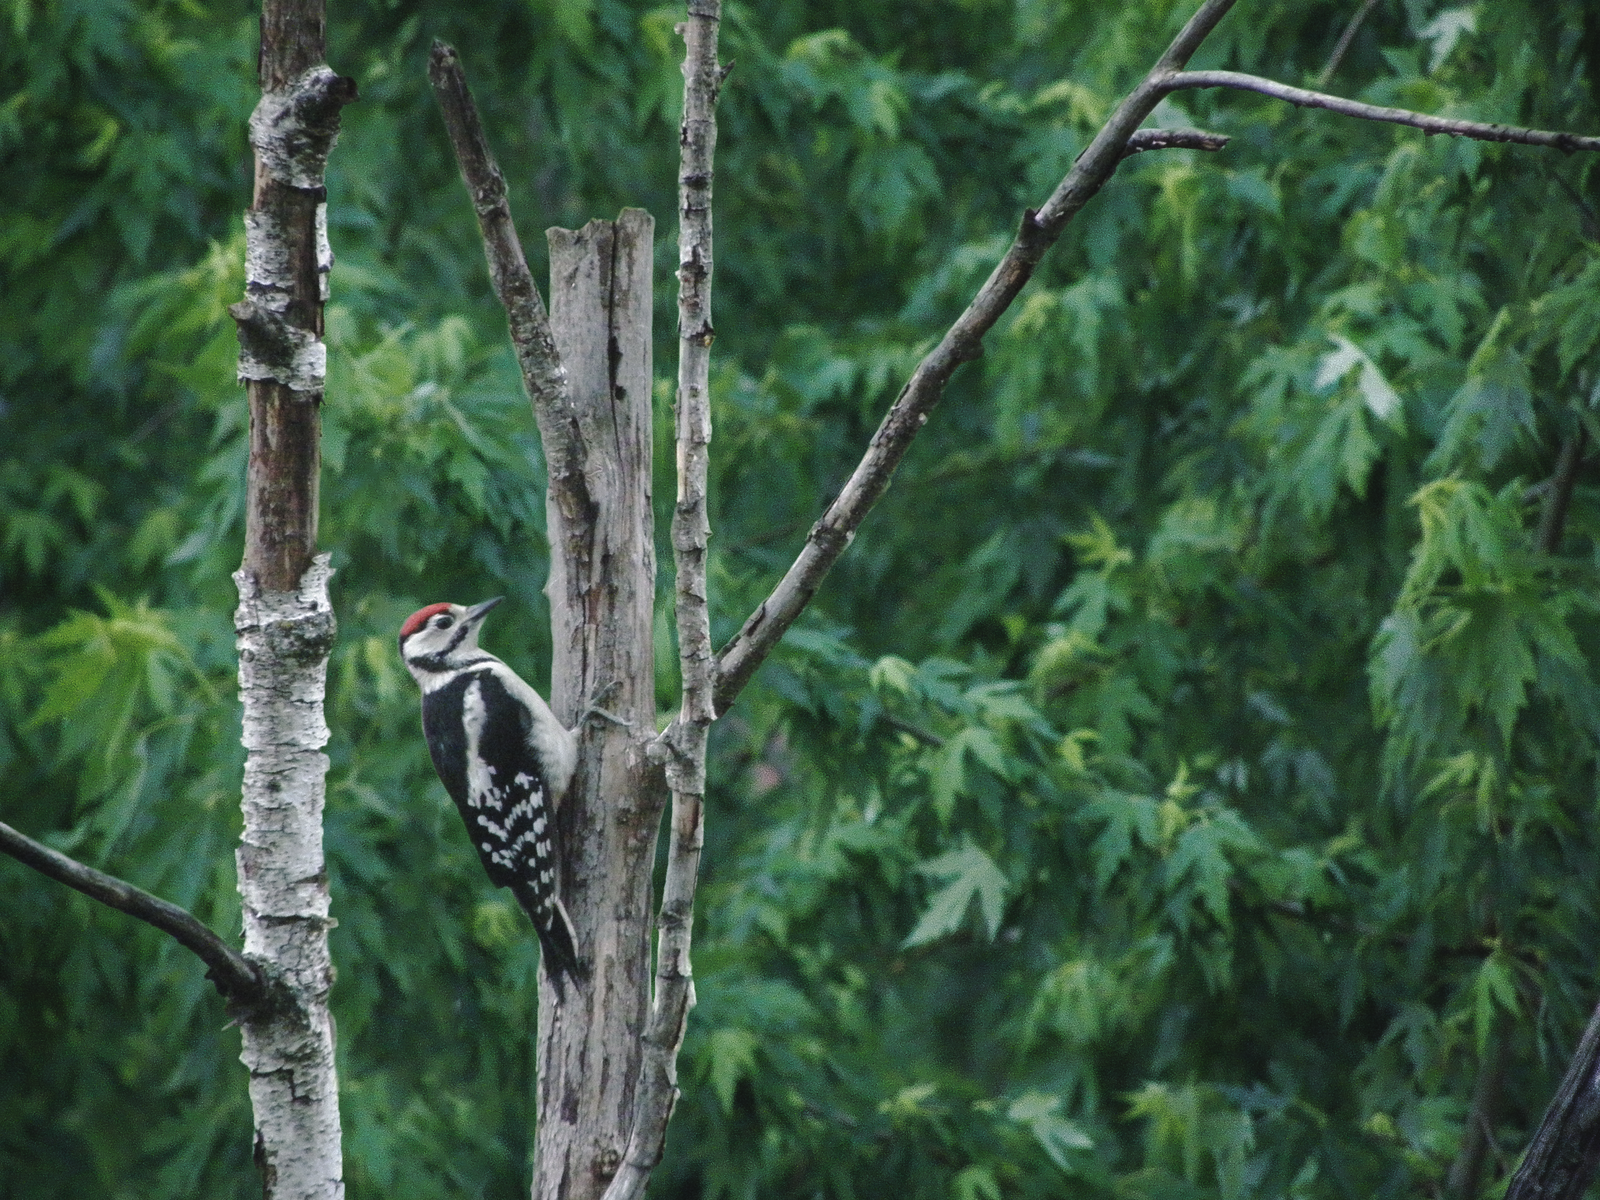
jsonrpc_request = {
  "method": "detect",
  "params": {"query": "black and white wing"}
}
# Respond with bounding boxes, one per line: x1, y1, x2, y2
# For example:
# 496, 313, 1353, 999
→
421, 669, 582, 992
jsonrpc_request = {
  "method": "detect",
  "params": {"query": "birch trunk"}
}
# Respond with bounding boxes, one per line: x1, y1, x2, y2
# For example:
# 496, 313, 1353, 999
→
229, 2, 353, 1196
534, 210, 664, 1200
234, 559, 342, 1200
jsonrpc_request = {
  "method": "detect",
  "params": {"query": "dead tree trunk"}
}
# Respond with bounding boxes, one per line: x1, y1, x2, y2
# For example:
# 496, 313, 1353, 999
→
229, 1, 353, 1196
534, 211, 665, 1200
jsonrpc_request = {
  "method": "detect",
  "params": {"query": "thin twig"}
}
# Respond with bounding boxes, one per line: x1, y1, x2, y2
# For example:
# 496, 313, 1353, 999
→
0, 819, 264, 1003
605, 4, 721, 1198
1316, 0, 1382, 89
1537, 431, 1586, 555
1551, 172, 1600, 241
1163, 71, 1600, 154
427, 42, 589, 528
708, 0, 1243, 716
882, 713, 946, 748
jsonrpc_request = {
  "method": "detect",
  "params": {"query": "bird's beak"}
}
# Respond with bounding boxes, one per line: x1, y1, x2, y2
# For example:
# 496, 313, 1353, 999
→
463, 597, 505, 627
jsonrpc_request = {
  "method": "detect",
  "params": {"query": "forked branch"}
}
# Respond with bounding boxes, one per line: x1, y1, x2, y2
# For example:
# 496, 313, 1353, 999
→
0, 819, 265, 1004
711, 0, 1600, 715
710, 0, 1242, 713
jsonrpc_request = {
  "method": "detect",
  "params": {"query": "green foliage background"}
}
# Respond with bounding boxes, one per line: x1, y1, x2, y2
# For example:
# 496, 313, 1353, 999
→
4, 0, 1600, 1196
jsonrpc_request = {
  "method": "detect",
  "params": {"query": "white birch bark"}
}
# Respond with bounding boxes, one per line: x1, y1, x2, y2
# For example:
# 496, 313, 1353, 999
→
234, 555, 343, 1200
229, 7, 350, 1192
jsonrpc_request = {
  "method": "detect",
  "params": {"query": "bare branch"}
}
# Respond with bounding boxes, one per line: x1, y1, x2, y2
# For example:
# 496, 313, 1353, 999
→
427, 42, 589, 528
0, 819, 264, 1004
710, 0, 1241, 715
1122, 127, 1231, 157
1164, 70, 1600, 153
1504, 996, 1600, 1200
606, 4, 722, 1197
1316, 0, 1382, 88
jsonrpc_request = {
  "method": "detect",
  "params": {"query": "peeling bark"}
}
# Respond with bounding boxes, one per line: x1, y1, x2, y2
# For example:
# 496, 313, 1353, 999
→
235, 557, 342, 1200
229, 2, 351, 1196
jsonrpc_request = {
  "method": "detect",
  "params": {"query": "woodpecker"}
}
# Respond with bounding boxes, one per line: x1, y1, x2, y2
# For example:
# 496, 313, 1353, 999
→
399, 597, 582, 996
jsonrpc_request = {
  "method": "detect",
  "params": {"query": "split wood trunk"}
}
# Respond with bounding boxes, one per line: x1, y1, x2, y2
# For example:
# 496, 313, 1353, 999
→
535, 210, 668, 1200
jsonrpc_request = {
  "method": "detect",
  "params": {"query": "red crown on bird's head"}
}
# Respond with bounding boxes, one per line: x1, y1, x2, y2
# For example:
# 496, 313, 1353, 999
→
399, 603, 454, 643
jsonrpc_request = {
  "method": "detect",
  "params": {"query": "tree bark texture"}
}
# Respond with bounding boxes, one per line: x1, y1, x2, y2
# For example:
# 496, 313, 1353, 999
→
234, 557, 342, 1200
235, 55, 354, 590
535, 211, 663, 1200
229, 3, 352, 1197
1504, 997, 1600, 1200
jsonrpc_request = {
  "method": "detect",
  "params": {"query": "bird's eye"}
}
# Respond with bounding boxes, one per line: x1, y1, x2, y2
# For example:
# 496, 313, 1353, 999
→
435, 615, 454, 629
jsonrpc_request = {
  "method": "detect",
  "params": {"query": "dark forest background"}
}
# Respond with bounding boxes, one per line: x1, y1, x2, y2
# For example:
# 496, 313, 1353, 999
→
4, 1, 1600, 1196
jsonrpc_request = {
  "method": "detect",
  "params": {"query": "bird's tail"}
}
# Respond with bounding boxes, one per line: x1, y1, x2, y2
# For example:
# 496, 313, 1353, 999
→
512, 884, 584, 999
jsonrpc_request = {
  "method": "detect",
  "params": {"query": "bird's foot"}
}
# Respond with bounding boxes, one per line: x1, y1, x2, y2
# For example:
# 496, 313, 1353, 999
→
575, 681, 631, 731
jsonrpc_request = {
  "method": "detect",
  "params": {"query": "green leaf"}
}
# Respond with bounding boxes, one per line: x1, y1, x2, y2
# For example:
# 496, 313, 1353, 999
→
1082, 791, 1160, 891
1166, 810, 1261, 928
1471, 952, 1520, 1057
1427, 333, 1535, 474
705, 1027, 759, 1114
1316, 335, 1400, 423
1418, 7, 1476, 72
1007, 1092, 1093, 1169
903, 843, 1009, 947
953, 1164, 1003, 1200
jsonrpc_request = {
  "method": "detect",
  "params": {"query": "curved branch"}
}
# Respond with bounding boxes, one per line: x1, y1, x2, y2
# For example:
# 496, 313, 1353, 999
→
709, 0, 1242, 715
0, 819, 264, 1003
1163, 70, 1600, 153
